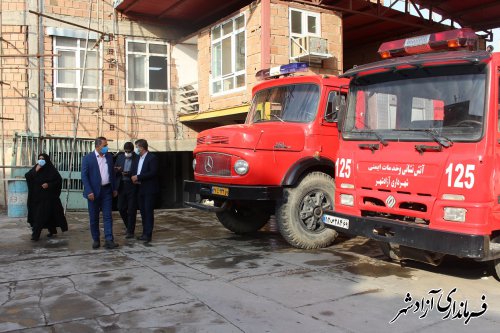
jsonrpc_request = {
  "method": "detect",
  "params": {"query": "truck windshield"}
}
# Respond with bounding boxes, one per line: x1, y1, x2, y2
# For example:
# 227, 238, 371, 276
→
343, 65, 487, 142
246, 84, 320, 124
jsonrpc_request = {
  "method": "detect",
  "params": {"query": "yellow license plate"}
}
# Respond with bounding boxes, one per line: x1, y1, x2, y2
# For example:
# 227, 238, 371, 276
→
211, 186, 229, 196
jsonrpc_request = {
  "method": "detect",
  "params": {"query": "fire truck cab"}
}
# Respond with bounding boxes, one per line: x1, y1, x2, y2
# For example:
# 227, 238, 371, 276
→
322, 28, 500, 279
184, 63, 349, 249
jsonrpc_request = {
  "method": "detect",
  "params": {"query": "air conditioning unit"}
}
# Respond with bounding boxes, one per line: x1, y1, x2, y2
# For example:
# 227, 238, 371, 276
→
291, 36, 332, 63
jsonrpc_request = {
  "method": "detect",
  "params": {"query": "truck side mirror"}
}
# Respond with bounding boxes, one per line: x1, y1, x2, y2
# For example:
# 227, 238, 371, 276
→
324, 94, 345, 123
337, 95, 347, 131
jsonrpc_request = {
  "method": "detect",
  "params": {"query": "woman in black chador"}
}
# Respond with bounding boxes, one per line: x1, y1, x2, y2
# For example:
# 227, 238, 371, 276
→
25, 153, 68, 241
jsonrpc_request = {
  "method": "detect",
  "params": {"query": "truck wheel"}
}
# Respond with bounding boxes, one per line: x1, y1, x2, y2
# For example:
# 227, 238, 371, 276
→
216, 202, 270, 234
491, 236, 500, 281
276, 172, 337, 249
492, 259, 500, 281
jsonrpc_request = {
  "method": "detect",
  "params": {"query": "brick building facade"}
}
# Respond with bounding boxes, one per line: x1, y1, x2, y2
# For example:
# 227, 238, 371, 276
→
181, 0, 343, 130
0, 0, 345, 208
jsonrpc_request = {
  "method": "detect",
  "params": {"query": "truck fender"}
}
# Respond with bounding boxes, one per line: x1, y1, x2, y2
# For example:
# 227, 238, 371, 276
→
281, 157, 335, 186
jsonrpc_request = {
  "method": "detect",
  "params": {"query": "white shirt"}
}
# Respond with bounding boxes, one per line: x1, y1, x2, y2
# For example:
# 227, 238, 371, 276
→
137, 151, 148, 175
95, 150, 110, 185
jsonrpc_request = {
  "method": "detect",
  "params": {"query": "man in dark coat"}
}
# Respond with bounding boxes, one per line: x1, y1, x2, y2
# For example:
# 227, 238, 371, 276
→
25, 153, 68, 241
81, 137, 119, 250
114, 141, 138, 238
131, 139, 159, 244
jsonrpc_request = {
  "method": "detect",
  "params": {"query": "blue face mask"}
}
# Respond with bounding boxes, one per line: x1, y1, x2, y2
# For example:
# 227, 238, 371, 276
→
37, 159, 46, 167
135, 147, 141, 155
101, 146, 109, 154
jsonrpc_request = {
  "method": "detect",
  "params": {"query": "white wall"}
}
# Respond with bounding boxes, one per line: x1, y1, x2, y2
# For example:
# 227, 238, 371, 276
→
172, 42, 198, 87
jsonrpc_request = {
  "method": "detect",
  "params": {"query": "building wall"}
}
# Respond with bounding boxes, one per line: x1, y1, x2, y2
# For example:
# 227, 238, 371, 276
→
0, 24, 29, 138
195, 0, 343, 116
172, 42, 198, 87
0, 0, 198, 155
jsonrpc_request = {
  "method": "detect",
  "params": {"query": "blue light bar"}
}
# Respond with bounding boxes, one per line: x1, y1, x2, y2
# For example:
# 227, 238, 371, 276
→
255, 62, 309, 80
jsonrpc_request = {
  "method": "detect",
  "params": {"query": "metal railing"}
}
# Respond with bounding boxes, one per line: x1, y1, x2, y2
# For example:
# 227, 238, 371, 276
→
11, 133, 95, 209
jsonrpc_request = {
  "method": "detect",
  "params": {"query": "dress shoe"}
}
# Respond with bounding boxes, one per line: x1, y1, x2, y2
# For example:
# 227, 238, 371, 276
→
143, 238, 152, 245
136, 235, 148, 241
92, 240, 100, 249
104, 240, 119, 249
125, 233, 135, 239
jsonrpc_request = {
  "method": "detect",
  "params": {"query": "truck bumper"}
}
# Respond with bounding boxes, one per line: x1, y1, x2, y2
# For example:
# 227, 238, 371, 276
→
183, 180, 283, 206
321, 210, 500, 260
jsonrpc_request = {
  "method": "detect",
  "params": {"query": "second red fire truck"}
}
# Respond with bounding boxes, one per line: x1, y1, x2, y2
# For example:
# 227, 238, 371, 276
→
322, 28, 500, 280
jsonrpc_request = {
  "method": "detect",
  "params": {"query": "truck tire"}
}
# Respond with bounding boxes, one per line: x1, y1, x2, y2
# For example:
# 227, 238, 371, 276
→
491, 236, 500, 281
276, 172, 338, 249
216, 202, 270, 234
492, 259, 500, 281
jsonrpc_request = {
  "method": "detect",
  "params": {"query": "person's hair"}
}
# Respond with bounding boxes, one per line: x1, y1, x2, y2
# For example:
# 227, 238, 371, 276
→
123, 141, 134, 151
95, 136, 107, 147
135, 139, 148, 151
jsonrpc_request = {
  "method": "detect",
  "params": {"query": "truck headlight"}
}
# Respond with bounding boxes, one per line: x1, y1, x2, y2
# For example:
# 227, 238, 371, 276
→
443, 207, 467, 222
192, 158, 197, 170
234, 159, 249, 175
340, 194, 354, 206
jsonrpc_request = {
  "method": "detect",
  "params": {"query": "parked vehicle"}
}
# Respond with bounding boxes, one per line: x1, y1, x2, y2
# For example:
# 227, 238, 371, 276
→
322, 28, 500, 280
184, 63, 349, 249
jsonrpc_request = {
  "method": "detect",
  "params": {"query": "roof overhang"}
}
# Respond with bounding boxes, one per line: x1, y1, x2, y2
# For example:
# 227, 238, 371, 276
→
114, 0, 500, 47
292, 0, 498, 50
114, 0, 254, 39
414, 0, 500, 33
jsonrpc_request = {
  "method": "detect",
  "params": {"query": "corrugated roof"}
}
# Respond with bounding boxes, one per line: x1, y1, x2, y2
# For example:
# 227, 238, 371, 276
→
114, 0, 500, 47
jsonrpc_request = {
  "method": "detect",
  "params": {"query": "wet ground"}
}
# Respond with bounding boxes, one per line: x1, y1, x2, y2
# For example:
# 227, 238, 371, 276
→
0, 209, 499, 332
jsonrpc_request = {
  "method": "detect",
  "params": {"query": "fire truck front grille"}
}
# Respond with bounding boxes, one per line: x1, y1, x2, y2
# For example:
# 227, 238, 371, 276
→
197, 135, 229, 145
195, 153, 232, 177
360, 189, 431, 225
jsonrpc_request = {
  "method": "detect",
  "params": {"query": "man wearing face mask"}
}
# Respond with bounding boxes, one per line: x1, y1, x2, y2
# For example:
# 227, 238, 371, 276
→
81, 137, 119, 249
131, 139, 159, 244
114, 142, 138, 238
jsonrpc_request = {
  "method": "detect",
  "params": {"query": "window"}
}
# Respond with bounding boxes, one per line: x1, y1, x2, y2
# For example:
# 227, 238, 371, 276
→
345, 66, 486, 142
246, 84, 320, 124
126, 40, 169, 103
324, 91, 346, 122
211, 14, 246, 95
54, 37, 101, 101
289, 8, 320, 57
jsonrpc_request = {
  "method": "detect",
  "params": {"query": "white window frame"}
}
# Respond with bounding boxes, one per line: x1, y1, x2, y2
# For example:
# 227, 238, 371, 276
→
125, 39, 170, 104
53, 36, 102, 102
210, 13, 247, 96
289, 8, 321, 58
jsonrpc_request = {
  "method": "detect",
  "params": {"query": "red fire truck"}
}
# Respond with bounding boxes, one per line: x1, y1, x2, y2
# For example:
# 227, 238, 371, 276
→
184, 63, 349, 249
322, 28, 500, 279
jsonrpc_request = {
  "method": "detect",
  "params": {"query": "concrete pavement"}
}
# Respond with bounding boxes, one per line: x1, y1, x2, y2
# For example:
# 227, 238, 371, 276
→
0, 209, 499, 332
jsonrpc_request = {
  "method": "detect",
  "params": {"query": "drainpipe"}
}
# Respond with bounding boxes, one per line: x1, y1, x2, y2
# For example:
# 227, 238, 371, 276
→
38, 0, 45, 139
261, 0, 271, 69
0, 3, 6, 206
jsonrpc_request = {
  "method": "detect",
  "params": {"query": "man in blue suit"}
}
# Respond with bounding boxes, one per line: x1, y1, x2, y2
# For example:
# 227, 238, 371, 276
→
81, 137, 119, 249
131, 139, 159, 244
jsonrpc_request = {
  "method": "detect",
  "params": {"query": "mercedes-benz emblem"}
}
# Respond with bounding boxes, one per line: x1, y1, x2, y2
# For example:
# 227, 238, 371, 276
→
386, 195, 396, 208
204, 156, 214, 173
